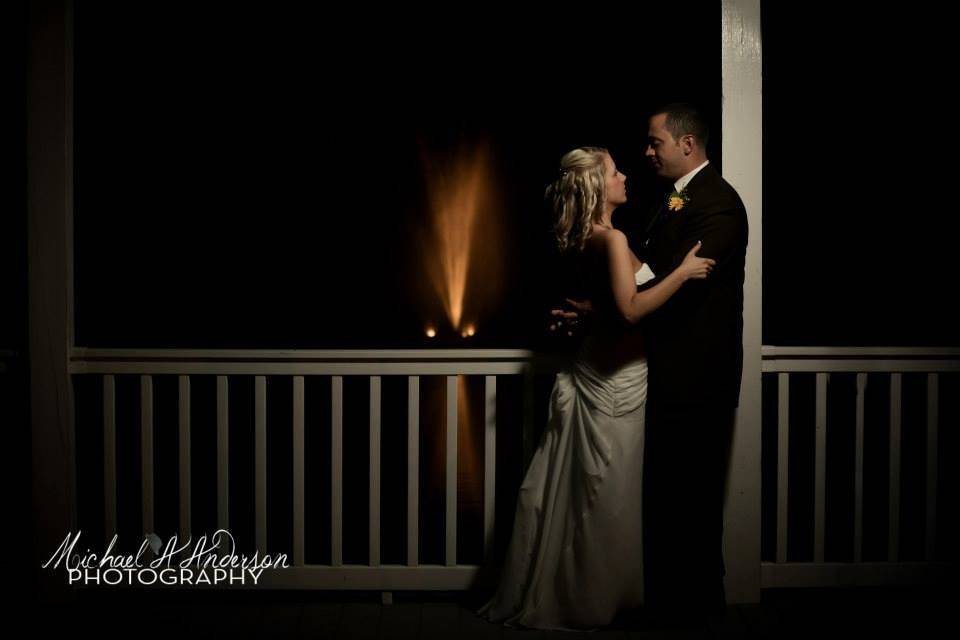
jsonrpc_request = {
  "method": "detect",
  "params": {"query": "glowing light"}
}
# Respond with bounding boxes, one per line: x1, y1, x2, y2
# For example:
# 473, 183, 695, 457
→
425, 327, 437, 338
421, 145, 502, 333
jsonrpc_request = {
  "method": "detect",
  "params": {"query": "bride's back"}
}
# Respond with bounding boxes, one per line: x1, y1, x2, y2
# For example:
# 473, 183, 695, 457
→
571, 232, 646, 373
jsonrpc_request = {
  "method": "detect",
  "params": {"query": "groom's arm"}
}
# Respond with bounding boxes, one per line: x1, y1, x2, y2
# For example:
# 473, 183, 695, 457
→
672, 205, 746, 274
637, 203, 746, 293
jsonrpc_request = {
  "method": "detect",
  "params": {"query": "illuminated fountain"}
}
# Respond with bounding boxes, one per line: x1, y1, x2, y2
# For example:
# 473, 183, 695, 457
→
420, 144, 503, 340
419, 143, 505, 559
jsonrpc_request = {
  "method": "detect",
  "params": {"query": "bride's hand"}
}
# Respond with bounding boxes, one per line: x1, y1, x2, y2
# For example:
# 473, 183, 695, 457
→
549, 298, 593, 335
678, 241, 716, 280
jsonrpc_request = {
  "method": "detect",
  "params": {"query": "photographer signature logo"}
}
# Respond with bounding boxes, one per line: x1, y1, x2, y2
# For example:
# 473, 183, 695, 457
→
42, 530, 289, 586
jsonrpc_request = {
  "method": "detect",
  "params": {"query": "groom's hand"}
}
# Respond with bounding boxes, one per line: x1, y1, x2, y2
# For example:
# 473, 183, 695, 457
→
548, 298, 593, 336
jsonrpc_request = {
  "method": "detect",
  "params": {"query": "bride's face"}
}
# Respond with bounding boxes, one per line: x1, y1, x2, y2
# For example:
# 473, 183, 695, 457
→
603, 154, 628, 207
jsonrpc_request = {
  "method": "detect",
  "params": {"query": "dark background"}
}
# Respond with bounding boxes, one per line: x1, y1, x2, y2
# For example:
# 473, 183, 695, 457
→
70, 3, 722, 349
761, 4, 957, 346
55, 2, 958, 350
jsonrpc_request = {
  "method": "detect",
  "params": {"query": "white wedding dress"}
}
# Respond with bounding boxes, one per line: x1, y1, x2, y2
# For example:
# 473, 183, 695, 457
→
477, 267, 654, 631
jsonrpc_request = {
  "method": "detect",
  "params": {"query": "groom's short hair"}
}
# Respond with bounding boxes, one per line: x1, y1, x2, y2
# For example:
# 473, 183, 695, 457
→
653, 103, 710, 148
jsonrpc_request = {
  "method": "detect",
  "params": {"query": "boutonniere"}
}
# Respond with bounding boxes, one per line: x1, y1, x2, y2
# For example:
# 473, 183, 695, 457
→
667, 188, 690, 212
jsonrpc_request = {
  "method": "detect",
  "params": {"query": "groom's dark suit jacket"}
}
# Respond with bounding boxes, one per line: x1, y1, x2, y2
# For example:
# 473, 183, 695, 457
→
638, 163, 748, 409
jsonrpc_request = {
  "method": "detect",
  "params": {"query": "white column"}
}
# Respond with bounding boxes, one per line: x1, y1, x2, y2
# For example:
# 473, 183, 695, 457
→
722, 0, 763, 604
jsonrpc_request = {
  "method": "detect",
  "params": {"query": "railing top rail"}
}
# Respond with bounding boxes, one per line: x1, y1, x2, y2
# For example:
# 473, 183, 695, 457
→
762, 347, 960, 359
66, 346, 960, 376
69, 346, 960, 362
71, 348, 537, 363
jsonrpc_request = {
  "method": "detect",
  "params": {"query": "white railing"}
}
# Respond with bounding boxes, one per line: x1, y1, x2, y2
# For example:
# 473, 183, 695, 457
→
67, 346, 958, 592
760, 347, 960, 587
69, 347, 538, 590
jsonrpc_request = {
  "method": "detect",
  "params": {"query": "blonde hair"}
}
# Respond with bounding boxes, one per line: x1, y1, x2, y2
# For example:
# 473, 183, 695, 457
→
545, 147, 608, 253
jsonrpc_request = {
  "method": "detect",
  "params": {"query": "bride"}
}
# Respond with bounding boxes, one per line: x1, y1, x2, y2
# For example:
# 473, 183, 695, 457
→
477, 147, 714, 630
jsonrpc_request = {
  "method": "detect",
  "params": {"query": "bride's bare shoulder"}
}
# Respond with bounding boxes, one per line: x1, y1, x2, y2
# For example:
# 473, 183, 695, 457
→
587, 228, 628, 254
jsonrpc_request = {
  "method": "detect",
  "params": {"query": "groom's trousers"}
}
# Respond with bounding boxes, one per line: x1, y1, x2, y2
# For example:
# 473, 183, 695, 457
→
642, 401, 736, 617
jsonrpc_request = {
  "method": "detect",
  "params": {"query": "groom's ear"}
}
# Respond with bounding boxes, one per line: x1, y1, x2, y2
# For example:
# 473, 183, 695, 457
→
680, 134, 696, 155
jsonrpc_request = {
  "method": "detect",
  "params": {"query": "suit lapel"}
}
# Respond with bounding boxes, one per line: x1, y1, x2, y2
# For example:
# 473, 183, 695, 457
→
644, 199, 667, 240
643, 164, 716, 255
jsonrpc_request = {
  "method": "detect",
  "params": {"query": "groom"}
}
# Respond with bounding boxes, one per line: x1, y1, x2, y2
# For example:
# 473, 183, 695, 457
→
638, 103, 747, 621
553, 103, 747, 621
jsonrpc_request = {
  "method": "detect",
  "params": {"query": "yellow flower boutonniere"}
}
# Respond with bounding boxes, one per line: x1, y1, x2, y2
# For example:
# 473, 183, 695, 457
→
667, 188, 691, 212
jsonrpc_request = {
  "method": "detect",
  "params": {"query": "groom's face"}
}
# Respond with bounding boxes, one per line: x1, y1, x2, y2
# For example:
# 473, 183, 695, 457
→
645, 113, 684, 180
